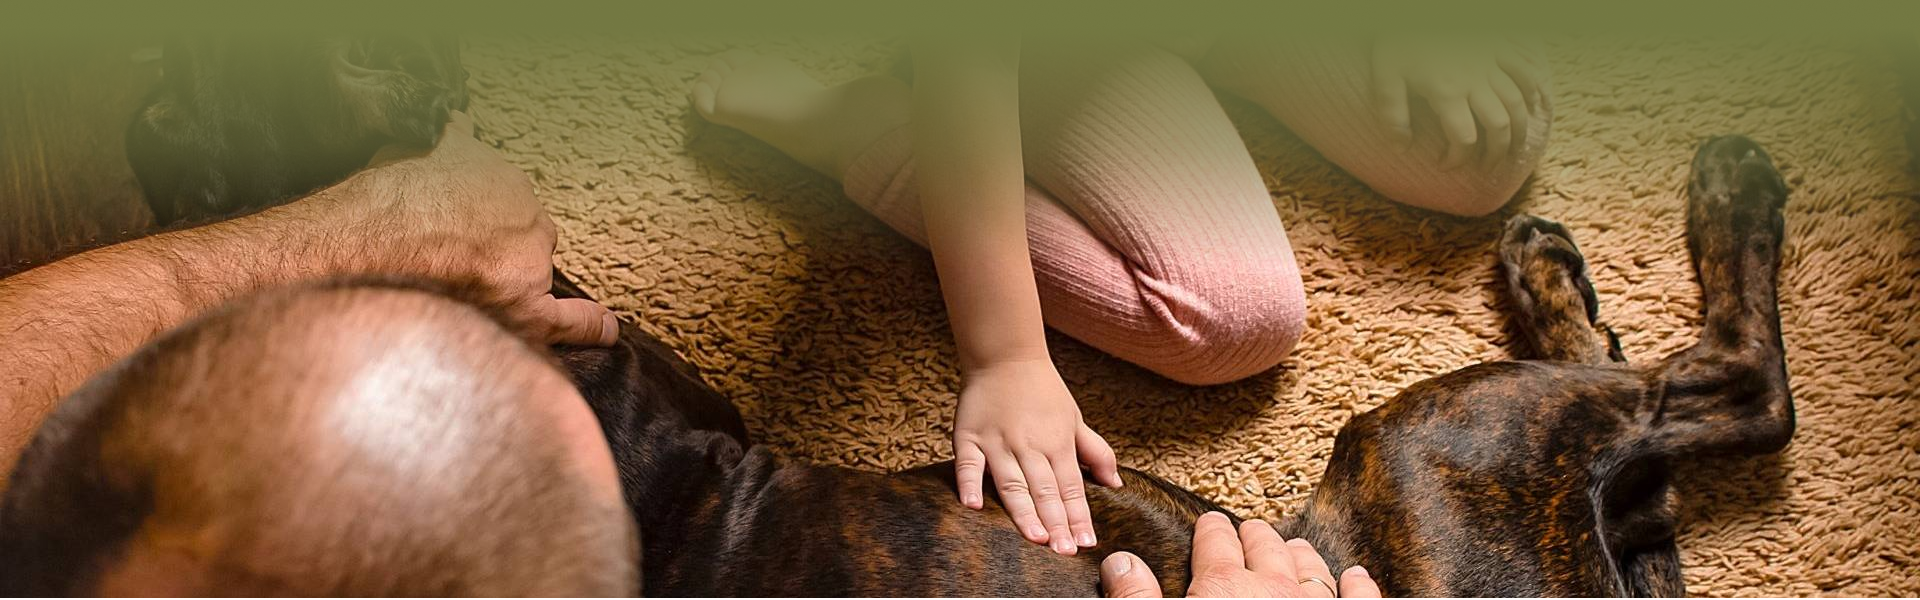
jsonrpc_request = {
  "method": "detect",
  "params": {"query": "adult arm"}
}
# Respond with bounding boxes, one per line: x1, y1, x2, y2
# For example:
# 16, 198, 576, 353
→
0, 112, 613, 487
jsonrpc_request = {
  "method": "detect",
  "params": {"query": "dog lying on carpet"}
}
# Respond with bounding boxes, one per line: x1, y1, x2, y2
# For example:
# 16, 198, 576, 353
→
9, 36, 1798, 596
545, 136, 1797, 597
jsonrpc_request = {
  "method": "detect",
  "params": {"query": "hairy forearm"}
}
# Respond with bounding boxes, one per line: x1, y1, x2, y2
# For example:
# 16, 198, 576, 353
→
0, 193, 341, 481
912, 38, 1050, 371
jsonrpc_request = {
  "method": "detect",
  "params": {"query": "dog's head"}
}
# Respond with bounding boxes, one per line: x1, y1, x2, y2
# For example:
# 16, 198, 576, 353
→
126, 35, 468, 226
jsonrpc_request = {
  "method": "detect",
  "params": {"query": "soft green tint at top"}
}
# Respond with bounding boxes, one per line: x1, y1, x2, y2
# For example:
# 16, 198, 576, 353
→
5, 1, 1920, 39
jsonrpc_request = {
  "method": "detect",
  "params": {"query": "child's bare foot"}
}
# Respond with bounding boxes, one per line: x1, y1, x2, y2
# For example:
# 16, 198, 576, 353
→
690, 50, 910, 179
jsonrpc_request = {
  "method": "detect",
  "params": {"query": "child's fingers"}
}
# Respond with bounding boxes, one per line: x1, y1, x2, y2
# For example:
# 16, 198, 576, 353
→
989, 449, 1047, 545
1015, 451, 1076, 555
1076, 424, 1122, 488
1054, 458, 1096, 548
954, 440, 987, 509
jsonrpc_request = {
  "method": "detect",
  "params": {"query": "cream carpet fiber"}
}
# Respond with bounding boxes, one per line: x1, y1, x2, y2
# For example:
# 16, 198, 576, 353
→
465, 36, 1918, 596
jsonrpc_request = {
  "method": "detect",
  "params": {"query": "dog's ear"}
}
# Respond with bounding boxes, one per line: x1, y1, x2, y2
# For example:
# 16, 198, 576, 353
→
314, 35, 468, 150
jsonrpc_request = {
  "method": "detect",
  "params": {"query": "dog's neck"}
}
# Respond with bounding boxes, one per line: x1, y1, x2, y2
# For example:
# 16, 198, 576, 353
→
558, 338, 751, 586
610, 421, 739, 554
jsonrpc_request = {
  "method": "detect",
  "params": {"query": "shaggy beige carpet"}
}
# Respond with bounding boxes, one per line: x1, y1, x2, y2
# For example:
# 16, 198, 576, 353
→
465, 36, 1919, 596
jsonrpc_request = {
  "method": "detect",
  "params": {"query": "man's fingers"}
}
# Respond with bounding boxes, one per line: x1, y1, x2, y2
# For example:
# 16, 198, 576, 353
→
1016, 451, 1075, 555
989, 450, 1048, 545
1237, 520, 1293, 579
955, 441, 988, 510
1286, 538, 1337, 598
1053, 458, 1097, 549
1430, 94, 1477, 170
1340, 565, 1385, 598
536, 296, 619, 347
1100, 552, 1165, 598
1467, 86, 1511, 165
1077, 424, 1123, 488
1189, 512, 1244, 573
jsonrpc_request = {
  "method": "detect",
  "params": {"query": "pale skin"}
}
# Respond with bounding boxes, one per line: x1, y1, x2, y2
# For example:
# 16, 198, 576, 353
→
0, 113, 615, 490
689, 34, 1545, 555
910, 37, 1123, 555
691, 40, 1120, 555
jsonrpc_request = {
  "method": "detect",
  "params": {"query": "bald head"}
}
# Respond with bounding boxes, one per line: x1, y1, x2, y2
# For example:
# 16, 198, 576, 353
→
0, 281, 635, 595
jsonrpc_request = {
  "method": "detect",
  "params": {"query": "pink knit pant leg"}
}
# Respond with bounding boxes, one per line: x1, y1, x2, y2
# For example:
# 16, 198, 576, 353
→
1197, 37, 1554, 217
842, 43, 1305, 385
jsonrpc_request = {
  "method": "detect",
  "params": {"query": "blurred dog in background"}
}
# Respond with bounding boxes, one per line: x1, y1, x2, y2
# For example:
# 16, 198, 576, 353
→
125, 35, 467, 225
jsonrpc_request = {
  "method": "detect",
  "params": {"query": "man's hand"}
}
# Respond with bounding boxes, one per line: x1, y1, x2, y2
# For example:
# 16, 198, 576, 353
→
953, 357, 1122, 555
1100, 512, 1384, 598
315, 111, 616, 346
1, 110, 610, 487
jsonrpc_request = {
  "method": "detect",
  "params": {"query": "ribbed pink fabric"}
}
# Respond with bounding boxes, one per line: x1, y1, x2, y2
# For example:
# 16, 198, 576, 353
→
1197, 37, 1553, 217
837, 41, 1551, 383
843, 44, 1307, 385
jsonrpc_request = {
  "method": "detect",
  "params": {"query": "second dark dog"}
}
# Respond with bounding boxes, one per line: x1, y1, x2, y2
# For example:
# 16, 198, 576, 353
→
125, 35, 467, 226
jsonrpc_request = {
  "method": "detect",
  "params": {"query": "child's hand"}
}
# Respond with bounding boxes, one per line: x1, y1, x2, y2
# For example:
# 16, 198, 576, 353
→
953, 358, 1122, 555
1371, 36, 1549, 169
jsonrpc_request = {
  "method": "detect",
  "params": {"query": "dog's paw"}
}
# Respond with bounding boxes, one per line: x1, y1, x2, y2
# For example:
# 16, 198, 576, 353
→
1689, 135, 1786, 212
1500, 214, 1599, 326
1686, 136, 1788, 256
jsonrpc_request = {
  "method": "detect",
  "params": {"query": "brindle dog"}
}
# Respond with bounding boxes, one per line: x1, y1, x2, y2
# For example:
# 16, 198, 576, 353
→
559, 136, 1795, 597
115, 37, 1794, 596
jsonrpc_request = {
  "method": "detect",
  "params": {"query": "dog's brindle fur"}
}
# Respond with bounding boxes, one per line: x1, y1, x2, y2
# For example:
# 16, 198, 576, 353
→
119, 38, 1794, 596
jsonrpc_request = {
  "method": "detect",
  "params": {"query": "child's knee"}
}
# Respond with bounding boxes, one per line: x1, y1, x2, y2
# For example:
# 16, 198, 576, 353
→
1134, 269, 1307, 386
